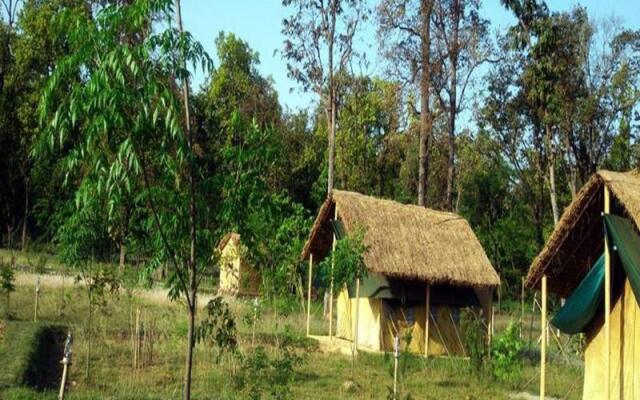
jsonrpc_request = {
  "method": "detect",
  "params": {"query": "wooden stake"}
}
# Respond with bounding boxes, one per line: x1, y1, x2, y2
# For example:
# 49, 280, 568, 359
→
604, 185, 611, 400
329, 205, 337, 339
142, 311, 147, 369
34, 277, 40, 322
520, 277, 525, 339
58, 332, 73, 400
354, 278, 360, 352
393, 335, 399, 399
134, 308, 140, 369
306, 253, 313, 337
425, 284, 431, 357
540, 274, 547, 400
487, 292, 493, 347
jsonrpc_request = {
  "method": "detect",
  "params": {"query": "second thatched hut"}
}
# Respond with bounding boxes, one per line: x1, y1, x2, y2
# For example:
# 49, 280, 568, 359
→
302, 190, 500, 356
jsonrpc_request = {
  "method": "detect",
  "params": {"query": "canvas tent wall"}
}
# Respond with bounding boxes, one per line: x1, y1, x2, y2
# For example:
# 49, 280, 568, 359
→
302, 190, 500, 355
218, 233, 260, 296
526, 170, 640, 400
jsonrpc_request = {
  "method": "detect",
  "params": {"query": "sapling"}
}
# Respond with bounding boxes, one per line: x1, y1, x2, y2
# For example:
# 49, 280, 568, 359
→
242, 297, 262, 347
197, 296, 238, 366
318, 226, 368, 380
0, 260, 16, 318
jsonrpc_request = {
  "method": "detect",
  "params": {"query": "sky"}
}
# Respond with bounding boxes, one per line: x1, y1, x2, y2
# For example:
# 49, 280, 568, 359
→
181, 0, 640, 112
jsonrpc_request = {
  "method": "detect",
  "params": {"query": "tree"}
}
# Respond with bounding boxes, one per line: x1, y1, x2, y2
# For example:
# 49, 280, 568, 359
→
377, 0, 435, 207
282, 0, 367, 196
206, 32, 281, 131
334, 75, 402, 196
501, 2, 640, 224
35, 1, 211, 398
431, 0, 491, 210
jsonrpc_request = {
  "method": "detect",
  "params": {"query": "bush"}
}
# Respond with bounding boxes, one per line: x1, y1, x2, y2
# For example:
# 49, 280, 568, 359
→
232, 342, 305, 400
461, 309, 489, 375
491, 322, 524, 385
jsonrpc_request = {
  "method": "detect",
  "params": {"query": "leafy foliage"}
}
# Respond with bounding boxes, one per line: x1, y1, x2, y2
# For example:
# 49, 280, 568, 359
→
0, 261, 15, 300
197, 296, 238, 362
490, 322, 524, 385
233, 342, 305, 400
317, 226, 368, 290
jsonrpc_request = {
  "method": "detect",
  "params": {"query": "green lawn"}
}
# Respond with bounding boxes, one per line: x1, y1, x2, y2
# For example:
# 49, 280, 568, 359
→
0, 267, 583, 400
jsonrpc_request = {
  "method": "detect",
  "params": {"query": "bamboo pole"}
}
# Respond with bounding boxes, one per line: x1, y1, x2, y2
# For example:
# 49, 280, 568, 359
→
604, 185, 611, 400
306, 253, 313, 337
354, 278, 360, 352
540, 274, 547, 400
329, 205, 337, 339
425, 284, 431, 357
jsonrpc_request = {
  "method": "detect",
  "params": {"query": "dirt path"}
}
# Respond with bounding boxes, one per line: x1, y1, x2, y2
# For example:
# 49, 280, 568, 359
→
14, 272, 218, 308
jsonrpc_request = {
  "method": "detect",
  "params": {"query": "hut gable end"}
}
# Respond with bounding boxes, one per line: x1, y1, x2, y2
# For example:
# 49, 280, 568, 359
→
526, 170, 640, 297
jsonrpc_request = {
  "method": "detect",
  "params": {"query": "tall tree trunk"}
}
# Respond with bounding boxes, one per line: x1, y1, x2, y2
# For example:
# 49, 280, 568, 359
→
326, 1, 337, 196
445, 0, 460, 211
546, 126, 560, 225
563, 133, 577, 198
548, 162, 559, 224
175, 1, 197, 399
327, 88, 336, 195
119, 242, 126, 272
21, 179, 29, 251
184, 292, 196, 400
418, 0, 433, 207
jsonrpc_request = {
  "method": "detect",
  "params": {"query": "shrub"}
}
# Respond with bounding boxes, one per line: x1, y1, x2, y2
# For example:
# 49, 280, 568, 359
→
0, 262, 15, 318
461, 309, 489, 375
491, 322, 524, 384
232, 342, 305, 400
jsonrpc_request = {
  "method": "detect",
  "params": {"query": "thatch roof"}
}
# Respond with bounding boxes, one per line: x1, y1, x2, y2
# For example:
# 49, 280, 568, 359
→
526, 170, 640, 297
301, 190, 500, 288
217, 232, 240, 251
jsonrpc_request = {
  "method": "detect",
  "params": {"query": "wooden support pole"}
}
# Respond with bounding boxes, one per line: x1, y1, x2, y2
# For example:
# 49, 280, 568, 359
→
306, 253, 313, 337
329, 205, 337, 339
354, 278, 360, 352
540, 274, 547, 400
425, 284, 431, 357
604, 185, 611, 400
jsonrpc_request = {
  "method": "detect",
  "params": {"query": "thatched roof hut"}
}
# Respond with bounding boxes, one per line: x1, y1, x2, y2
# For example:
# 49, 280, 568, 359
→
524, 169, 640, 399
526, 170, 640, 297
302, 190, 499, 356
217, 233, 260, 297
302, 190, 500, 288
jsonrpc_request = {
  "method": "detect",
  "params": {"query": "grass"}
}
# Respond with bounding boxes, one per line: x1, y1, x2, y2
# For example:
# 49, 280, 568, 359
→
0, 320, 66, 391
0, 248, 584, 399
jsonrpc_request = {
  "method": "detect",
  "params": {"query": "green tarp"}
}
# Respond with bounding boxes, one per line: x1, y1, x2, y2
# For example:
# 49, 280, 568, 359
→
603, 214, 640, 302
551, 214, 640, 334
551, 254, 604, 334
